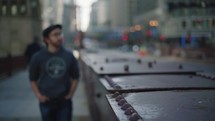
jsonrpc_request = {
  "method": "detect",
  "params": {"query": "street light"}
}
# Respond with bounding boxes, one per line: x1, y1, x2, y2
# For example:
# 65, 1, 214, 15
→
149, 20, 159, 27
134, 25, 142, 31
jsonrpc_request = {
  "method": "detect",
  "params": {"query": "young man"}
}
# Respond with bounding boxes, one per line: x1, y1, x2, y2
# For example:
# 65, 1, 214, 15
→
29, 24, 79, 121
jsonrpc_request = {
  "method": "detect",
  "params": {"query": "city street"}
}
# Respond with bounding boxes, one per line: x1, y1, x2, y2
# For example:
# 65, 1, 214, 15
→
0, 0, 215, 121
0, 50, 215, 121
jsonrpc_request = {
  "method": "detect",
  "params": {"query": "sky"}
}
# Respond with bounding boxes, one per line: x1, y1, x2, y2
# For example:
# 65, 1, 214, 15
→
74, 0, 97, 31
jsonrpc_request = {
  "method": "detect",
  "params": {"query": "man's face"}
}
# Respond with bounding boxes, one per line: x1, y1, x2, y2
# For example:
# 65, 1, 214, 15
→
46, 28, 63, 47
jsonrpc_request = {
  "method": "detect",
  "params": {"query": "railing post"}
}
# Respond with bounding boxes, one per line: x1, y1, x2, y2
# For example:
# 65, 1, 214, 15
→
7, 53, 12, 77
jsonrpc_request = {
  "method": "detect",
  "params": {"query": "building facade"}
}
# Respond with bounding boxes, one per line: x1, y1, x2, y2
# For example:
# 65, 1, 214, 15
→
0, 0, 42, 55
88, 1, 99, 32
109, 0, 130, 30
41, 0, 64, 28
63, 0, 77, 42
88, 0, 132, 33
134, 0, 215, 46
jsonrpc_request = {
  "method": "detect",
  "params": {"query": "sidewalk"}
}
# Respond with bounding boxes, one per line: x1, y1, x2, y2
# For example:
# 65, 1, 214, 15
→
0, 70, 91, 121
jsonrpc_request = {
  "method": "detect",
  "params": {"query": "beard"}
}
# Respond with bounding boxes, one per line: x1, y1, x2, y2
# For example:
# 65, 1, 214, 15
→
49, 39, 62, 48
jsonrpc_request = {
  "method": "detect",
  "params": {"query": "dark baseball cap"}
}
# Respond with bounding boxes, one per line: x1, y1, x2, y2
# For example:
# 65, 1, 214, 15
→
43, 24, 62, 38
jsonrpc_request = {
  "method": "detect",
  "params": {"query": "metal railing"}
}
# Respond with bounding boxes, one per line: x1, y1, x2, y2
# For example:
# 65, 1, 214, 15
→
0, 54, 26, 78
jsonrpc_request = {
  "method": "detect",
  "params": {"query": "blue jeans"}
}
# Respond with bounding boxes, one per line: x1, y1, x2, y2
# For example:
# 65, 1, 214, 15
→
39, 98, 72, 121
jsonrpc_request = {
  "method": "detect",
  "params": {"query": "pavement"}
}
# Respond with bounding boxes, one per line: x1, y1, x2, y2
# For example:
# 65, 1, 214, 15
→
0, 70, 91, 121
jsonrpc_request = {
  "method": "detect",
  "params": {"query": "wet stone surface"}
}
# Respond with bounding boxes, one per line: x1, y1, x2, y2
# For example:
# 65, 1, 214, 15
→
106, 90, 215, 121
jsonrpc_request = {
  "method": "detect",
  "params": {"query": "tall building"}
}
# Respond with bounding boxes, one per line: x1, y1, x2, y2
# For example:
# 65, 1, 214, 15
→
88, 1, 99, 32
88, 0, 147, 32
41, 0, 64, 28
88, 0, 131, 33
88, 0, 111, 32
97, 0, 110, 29
63, 0, 77, 41
128, 0, 153, 25
108, 0, 147, 29
109, 0, 129, 30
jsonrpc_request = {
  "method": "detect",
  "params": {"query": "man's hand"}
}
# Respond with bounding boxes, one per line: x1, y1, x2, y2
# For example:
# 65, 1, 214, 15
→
37, 94, 49, 103
64, 80, 78, 100
31, 81, 49, 103
31, 80, 49, 103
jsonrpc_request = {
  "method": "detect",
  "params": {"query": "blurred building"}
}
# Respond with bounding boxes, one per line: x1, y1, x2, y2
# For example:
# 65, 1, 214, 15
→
88, 0, 131, 33
109, 0, 130, 30
97, 0, 111, 30
134, 0, 215, 47
0, 0, 42, 56
41, 0, 64, 28
88, 0, 111, 33
63, 0, 77, 43
87, 1, 99, 32
88, 0, 147, 33
88, 0, 215, 47
128, 0, 152, 25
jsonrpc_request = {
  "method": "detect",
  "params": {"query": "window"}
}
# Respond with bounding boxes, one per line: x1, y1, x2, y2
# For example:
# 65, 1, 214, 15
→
11, 0, 18, 16
182, 21, 186, 29
192, 20, 197, 28
31, 0, 37, 8
212, 19, 215, 27
31, 0, 39, 17
196, 19, 203, 29
192, 19, 203, 29
1, 0, 7, 16
203, 19, 209, 28
19, 0, 27, 15
11, 4, 17, 15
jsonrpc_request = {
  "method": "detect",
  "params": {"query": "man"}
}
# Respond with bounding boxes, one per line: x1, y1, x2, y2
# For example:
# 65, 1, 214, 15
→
29, 24, 79, 121
24, 36, 41, 64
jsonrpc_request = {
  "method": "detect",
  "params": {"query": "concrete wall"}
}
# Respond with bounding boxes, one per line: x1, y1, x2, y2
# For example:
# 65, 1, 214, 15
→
0, 17, 42, 56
